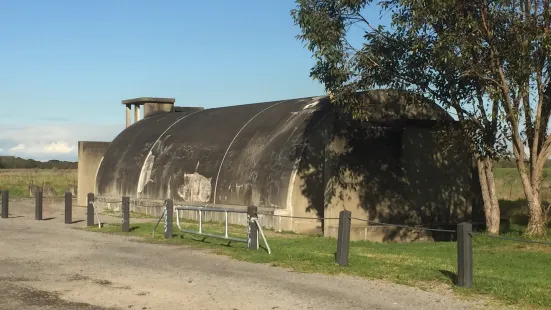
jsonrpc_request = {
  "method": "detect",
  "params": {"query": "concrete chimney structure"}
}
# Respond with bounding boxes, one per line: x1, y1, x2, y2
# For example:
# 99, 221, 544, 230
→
122, 97, 176, 127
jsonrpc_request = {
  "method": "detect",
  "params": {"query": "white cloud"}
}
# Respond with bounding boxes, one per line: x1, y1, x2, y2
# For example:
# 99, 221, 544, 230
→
0, 123, 123, 161
8, 144, 25, 152
8, 142, 75, 155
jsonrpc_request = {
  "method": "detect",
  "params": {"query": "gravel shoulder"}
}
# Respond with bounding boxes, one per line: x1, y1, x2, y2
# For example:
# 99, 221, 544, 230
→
0, 199, 494, 310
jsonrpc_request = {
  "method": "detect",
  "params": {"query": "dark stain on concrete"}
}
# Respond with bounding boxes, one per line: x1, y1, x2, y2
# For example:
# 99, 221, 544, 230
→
0, 282, 118, 310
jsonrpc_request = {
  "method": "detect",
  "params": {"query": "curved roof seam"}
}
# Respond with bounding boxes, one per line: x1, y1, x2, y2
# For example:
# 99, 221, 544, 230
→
136, 110, 204, 196
212, 101, 285, 204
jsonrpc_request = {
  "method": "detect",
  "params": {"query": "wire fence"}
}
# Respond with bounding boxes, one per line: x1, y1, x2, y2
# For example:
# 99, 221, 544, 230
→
471, 232, 551, 245
85, 200, 550, 245
350, 217, 457, 233
94, 197, 167, 209
94, 197, 121, 204
20, 191, 551, 247
258, 213, 339, 220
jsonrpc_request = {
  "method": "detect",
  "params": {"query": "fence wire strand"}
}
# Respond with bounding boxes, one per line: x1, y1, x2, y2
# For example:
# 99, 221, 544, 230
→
350, 217, 456, 233
94, 197, 166, 208
471, 232, 551, 245
259, 214, 339, 220
94, 197, 121, 204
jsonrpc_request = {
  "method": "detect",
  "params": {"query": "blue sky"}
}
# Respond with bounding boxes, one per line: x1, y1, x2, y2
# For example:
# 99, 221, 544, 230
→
0, 0, 387, 161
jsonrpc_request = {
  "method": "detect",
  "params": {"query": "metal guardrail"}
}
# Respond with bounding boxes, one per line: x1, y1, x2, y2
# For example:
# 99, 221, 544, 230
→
252, 218, 271, 254
175, 206, 248, 243
152, 209, 167, 238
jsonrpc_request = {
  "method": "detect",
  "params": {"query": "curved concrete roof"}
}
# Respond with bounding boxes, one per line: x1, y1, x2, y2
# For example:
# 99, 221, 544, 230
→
95, 90, 454, 208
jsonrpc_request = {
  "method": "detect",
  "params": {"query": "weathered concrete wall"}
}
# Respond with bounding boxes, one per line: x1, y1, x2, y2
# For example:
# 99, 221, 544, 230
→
97, 96, 326, 211
77, 141, 110, 206
94, 90, 481, 240
322, 124, 478, 242
144, 102, 174, 118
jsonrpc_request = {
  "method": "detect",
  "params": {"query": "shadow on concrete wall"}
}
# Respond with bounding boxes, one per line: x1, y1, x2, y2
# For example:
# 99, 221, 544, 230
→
291, 102, 483, 242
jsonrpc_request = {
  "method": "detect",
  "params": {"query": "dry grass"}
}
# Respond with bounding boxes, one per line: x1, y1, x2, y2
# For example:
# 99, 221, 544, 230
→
494, 168, 551, 201
0, 168, 77, 197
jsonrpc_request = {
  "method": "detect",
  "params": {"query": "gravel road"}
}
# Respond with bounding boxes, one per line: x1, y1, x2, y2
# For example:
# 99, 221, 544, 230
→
0, 199, 493, 310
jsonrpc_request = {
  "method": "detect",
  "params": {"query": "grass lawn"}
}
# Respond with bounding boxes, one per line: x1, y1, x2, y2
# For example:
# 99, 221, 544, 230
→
0, 169, 76, 197
82, 219, 551, 309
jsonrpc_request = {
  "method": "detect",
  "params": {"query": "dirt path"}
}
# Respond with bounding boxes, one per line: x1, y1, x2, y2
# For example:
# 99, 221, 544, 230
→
0, 200, 491, 310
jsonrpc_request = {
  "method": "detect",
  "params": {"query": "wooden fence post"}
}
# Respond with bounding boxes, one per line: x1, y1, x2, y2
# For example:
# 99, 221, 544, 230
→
1, 190, 8, 219
87, 193, 95, 227
336, 210, 351, 267
457, 222, 473, 287
35, 190, 43, 220
121, 196, 130, 232
64, 192, 72, 224
164, 199, 173, 239
247, 206, 259, 250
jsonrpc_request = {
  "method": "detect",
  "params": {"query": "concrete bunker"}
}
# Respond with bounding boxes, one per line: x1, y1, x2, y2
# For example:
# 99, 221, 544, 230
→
79, 91, 482, 241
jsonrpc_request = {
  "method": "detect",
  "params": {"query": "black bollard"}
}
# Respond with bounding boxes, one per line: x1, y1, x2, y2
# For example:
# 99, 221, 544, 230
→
247, 206, 259, 250
65, 192, 72, 224
1, 190, 8, 219
87, 193, 95, 227
121, 196, 130, 232
35, 190, 43, 220
335, 210, 351, 267
457, 222, 473, 287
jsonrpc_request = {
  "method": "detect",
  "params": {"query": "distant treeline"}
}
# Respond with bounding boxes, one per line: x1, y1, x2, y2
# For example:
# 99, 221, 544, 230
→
493, 158, 551, 168
0, 156, 77, 169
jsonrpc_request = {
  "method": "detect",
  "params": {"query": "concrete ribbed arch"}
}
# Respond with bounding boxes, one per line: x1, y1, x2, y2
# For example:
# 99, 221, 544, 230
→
97, 95, 330, 207
95, 112, 192, 198
136, 110, 203, 196
212, 101, 284, 203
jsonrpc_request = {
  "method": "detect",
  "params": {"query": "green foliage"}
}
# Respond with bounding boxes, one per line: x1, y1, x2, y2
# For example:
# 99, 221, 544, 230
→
291, 0, 515, 159
0, 156, 77, 169
292, 0, 551, 235
292, 0, 551, 159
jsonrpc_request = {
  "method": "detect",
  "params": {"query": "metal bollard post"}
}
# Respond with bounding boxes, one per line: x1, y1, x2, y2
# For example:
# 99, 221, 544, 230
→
457, 222, 473, 287
64, 192, 72, 224
1, 190, 8, 219
336, 210, 351, 267
121, 196, 130, 232
35, 190, 43, 220
87, 193, 95, 227
247, 206, 259, 250
164, 199, 173, 239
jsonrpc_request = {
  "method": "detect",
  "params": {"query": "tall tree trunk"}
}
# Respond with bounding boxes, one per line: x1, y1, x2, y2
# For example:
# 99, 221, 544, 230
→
520, 165, 548, 236
526, 196, 546, 236
477, 158, 500, 234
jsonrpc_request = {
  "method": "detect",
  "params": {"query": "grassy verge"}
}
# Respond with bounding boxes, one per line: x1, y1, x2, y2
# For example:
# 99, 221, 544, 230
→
82, 220, 551, 309
0, 169, 76, 197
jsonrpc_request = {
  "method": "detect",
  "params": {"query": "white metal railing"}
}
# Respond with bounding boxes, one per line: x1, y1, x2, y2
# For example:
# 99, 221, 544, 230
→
175, 206, 249, 243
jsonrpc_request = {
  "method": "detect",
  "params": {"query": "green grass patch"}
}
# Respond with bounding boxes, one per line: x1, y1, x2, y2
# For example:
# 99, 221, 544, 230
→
81, 221, 551, 309
0, 169, 76, 197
